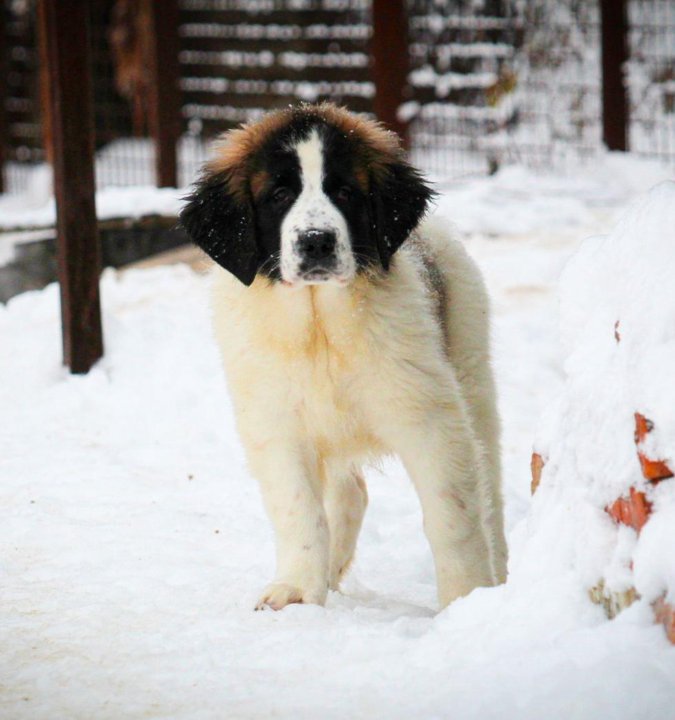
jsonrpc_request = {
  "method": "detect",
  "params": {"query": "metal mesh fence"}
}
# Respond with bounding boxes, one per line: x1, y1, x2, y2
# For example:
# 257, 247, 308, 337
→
406, 1, 524, 177
628, 0, 675, 163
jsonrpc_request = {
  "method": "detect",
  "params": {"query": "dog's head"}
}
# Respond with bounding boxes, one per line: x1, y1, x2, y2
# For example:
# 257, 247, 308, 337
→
180, 103, 433, 287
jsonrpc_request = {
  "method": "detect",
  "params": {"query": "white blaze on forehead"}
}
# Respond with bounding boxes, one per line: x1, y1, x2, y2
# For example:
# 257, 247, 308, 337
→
279, 128, 356, 286
295, 130, 324, 189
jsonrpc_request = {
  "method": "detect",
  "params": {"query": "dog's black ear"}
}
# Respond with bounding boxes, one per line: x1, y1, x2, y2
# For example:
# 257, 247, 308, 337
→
180, 172, 259, 286
369, 161, 434, 270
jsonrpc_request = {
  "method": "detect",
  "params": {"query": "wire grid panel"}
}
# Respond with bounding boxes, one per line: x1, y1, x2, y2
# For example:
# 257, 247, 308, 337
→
627, 0, 675, 164
407, 0, 674, 178
406, 0, 606, 178
406, 0, 523, 178
508, 0, 603, 170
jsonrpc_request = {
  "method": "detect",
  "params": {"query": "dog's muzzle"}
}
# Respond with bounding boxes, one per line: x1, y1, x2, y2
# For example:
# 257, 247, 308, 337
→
297, 229, 337, 279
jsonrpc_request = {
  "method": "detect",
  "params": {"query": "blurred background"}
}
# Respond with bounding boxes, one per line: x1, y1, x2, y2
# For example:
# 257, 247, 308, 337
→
1, 0, 673, 193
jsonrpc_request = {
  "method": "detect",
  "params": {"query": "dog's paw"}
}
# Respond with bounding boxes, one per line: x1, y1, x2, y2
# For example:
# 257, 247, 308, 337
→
437, 564, 496, 609
255, 582, 327, 611
328, 558, 354, 591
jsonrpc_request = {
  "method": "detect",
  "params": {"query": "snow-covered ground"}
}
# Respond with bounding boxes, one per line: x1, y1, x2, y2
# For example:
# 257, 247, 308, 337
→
1, 154, 674, 719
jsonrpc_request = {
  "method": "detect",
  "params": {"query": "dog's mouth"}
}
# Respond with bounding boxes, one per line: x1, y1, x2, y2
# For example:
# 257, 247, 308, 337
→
282, 268, 351, 288
301, 268, 334, 283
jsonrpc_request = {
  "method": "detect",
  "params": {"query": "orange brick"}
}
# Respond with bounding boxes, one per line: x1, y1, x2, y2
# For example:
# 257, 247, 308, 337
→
634, 413, 674, 482
638, 453, 674, 482
606, 487, 652, 532
530, 452, 545, 495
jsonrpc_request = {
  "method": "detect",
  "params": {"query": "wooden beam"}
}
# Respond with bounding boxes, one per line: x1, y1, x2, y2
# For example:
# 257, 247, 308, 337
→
600, 0, 629, 151
371, 0, 410, 148
147, 0, 180, 187
39, 0, 103, 373
0, 2, 7, 192
37, 0, 54, 164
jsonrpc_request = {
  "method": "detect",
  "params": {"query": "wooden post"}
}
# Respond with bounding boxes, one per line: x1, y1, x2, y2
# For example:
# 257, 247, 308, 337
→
147, 0, 180, 187
600, 0, 629, 151
371, 0, 410, 148
39, 0, 103, 373
0, 2, 7, 193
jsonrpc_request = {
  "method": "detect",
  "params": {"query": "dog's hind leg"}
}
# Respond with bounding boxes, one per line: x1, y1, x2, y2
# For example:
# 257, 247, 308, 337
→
323, 463, 368, 591
376, 381, 497, 609
399, 412, 497, 609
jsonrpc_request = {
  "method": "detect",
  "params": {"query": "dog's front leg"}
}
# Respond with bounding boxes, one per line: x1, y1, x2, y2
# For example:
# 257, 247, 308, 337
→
248, 443, 329, 610
390, 412, 498, 609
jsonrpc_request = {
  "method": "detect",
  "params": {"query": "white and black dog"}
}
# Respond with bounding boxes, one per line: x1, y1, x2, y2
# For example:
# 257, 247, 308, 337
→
180, 103, 507, 610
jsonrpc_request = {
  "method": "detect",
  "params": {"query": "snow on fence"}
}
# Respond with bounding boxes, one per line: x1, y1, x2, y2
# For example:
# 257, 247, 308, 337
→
1, 0, 673, 193
530, 181, 675, 644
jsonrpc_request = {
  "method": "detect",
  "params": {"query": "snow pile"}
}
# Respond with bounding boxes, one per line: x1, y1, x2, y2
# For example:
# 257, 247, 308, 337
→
426, 152, 673, 238
532, 181, 675, 611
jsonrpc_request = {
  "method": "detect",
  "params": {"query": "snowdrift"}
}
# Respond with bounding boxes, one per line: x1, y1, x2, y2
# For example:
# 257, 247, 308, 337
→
2, 168, 674, 719
531, 181, 675, 641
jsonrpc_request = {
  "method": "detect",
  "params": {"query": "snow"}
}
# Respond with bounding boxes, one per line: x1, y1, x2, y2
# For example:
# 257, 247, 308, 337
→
180, 76, 374, 100
409, 67, 498, 95
0, 177, 187, 270
179, 22, 370, 41
279, 51, 369, 69
2, 157, 675, 718
0, 185, 184, 232
533, 180, 675, 606
430, 151, 673, 236
180, 49, 277, 67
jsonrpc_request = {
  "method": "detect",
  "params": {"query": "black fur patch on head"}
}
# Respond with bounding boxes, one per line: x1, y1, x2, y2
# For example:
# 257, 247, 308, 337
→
180, 106, 433, 286
319, 123, 381, 271
179, 172, 259, 286
369, 162, 434, 271
249, 144, 302, 281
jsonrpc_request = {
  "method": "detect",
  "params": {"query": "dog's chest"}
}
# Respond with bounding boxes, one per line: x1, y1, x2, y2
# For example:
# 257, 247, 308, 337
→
279, 292, 381, 456
293, 320, 369, 442
229, 280, 387, 458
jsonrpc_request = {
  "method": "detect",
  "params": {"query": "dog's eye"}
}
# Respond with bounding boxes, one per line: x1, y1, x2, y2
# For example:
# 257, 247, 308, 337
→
336, 185, 352, 202
272, 187, 293, 205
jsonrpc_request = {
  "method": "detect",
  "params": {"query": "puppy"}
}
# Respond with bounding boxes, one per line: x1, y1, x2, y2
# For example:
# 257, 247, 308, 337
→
180, 103, 507, 610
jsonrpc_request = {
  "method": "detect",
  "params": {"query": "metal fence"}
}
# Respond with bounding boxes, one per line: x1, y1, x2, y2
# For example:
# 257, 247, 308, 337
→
628, 0, 675, 163
1, 0, 673, 195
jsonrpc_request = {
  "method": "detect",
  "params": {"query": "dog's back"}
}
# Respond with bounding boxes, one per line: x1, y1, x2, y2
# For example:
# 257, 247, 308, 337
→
409, 222, 505, 572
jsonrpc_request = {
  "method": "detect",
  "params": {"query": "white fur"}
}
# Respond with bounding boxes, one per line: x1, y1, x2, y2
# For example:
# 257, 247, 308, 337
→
280, 130, 356, 286
211, 218, 507, 611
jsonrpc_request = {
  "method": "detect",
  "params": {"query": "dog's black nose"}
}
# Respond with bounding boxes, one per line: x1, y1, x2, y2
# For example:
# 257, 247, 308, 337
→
297, 230, 337, 261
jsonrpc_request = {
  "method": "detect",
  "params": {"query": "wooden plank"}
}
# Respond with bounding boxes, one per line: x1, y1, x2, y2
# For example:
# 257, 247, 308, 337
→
600, 0, 629, 151
39, 0, 103, 374
179, 36, 366, 55
179, 62, 372, 84
148, 0, 180, 188
371, 0, 410, 147
179, 8, 364, 26
181, 91, 373, 112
